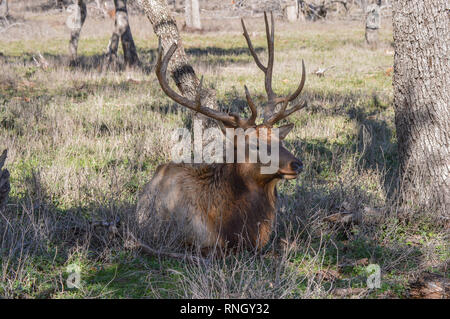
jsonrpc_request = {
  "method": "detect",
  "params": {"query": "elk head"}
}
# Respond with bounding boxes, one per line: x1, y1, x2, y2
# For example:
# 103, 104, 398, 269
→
155, 12, 307, 184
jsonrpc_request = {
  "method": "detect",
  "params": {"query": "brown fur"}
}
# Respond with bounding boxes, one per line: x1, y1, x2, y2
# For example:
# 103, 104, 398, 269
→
136, 125, 302, 252
136, 162, 281, 251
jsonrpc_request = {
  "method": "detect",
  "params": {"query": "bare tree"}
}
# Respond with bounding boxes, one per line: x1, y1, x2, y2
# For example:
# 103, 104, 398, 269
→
283, 0, 298, 22
104, 0, 140, 70
392, 0, 449, 218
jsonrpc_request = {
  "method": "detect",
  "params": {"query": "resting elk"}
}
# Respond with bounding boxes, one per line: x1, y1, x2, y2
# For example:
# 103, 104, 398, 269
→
136, 12, 307, 253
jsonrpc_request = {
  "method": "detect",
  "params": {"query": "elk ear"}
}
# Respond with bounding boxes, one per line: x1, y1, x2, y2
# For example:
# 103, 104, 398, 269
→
278, 123, 294, 140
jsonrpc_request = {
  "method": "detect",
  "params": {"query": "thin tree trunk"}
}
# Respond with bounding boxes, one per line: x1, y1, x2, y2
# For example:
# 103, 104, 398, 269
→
0, 0, 9, 18
190, 0, 201, 30
392, 0, 449, 218
0, 150, 10, 211
95, 0, 108, 18
67, 0, 87, 65
104, 0, 139, 70
184, 0, 192, 29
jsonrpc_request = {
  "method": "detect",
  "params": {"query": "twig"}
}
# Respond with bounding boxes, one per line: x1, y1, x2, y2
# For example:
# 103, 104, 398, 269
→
125, 232, 206, 265
0, 22, 26, 34
91, 216, 207, 265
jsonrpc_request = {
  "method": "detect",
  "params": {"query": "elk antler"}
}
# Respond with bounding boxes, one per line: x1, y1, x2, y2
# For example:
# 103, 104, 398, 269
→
155, 40, 258, 129
241, 11, 307, 126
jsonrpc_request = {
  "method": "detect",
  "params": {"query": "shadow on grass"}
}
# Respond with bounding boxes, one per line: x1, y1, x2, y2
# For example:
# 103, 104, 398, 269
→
293, 90, 398, 200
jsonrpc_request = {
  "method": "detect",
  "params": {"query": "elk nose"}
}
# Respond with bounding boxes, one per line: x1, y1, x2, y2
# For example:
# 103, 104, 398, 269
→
290, 160, 303, 173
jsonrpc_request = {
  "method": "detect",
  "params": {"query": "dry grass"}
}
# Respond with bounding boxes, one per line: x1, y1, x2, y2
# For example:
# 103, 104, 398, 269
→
0, 1, 448, 299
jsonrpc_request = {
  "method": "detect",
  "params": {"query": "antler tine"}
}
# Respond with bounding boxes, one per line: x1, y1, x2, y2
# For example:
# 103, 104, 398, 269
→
241, 12, 276, 102
155, 41, 239, 128
241, 18, 266, 72
265, 60, 307, 126
228, 86, 258, 129
273, 101, 308, 123
264, 11, 276, 101
244, 85, 257, 127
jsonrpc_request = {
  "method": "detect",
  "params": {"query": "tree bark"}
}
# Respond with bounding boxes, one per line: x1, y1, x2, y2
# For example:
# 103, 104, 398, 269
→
67, 0, 87, 64
284, 4, 298, 22
95, 0, 108, 18
392, 0, 449, 218
137, 0, 216, 111
104, 0, 140, 70
184, 0, 202, 30
365, 3, 380, 48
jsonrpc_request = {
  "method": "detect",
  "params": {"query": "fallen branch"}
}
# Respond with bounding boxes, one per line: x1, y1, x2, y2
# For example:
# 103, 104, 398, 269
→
125, 232, 206, 265
0, 22, 27, 34
91, 216, 207, 265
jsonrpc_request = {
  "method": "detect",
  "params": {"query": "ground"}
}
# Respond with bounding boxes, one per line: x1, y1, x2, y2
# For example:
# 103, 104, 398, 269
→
0, 1, 448, 299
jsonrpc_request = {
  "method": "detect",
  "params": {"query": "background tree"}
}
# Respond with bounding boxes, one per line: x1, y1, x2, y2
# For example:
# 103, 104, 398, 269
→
0, 0, 8, 18
67, 0, 139, 68
392, 0, 449, 218
184, 0, 202, 30
364, 0, 380, 48
0, 150, 10, 211
104, 0, 140, 69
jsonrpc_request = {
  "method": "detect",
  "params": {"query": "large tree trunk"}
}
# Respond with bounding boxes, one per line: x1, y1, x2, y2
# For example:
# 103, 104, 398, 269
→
184, 0, 202, 30
104, 0, 140, 70
392, 0, 449, 218
67, 0, 87, 65
137, 0, 218, 152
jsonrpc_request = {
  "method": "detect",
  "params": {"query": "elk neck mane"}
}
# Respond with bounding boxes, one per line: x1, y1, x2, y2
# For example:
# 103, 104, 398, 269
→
179, 162, 279, 207
172, 162, 280, 246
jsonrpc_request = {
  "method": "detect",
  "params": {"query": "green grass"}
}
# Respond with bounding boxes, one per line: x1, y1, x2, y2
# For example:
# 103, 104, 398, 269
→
0, 8, 448, 299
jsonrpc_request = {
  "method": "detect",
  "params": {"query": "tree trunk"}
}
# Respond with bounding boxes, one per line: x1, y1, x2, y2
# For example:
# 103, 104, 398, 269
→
284, 4, 298, 22
190, 0, 201, 30
0, 150, 10, 211
95, 0, 108, 18
392, 0, 449, 218
184, 0, 192, 28
67, 0, 87, 65
104, 0, 140, 70
137, 0, 219, 149
365, 3, 380, 48
137, 0, 216, 111
0, 0, 9, 18
184, 0, 202, 30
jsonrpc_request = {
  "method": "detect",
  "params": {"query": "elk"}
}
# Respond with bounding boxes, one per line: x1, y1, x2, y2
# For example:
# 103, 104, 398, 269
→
136, 12, 307, 253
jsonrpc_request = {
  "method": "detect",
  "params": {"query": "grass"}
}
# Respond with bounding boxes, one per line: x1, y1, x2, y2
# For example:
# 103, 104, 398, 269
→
0, 2, 448, 299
